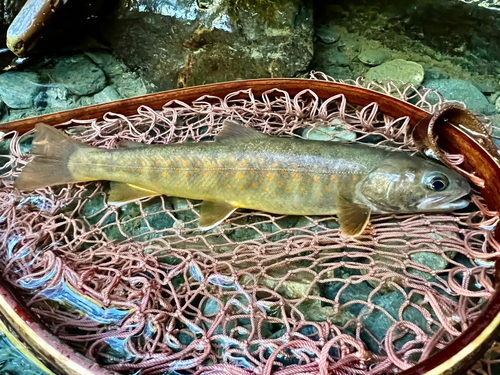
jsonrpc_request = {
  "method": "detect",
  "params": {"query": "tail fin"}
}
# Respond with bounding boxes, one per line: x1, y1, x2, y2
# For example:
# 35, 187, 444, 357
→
14, 123, 91, 191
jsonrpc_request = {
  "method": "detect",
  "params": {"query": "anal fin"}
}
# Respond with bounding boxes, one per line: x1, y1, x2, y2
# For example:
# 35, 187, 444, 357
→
337, 194, 371, 237
108, 182, 160, 205
199, 201, 237, 230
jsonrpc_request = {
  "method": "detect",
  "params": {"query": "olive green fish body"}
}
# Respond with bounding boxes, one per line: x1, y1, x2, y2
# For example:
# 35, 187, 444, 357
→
73, 138, 388, 215
14, 121, 471, 236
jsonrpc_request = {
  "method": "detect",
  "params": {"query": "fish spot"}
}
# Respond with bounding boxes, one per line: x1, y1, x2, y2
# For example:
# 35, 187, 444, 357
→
226, 185, 231, 190
301, 189, 306, 194
203, 185, 207, 188
156, 161, 162, 166
250, 170, 255, 175
195, 181, 199, 186
263, 188, 269, 193
278, 181, 283, 185
317, 193, 322, 198
268, 173, 274, 180
281, 170, 286, 175
260, 171, 265, 176
185, 185, 189, 188
175, 168, 180, 173
237, 172, 243, 179
239, 186, 244, 191
331, 175, 337, 180
286, 187, 291, 192
162, 172, 168, 178
140, 168, 145, 174
252, 183, 257, 188
204, 172, 210, 178
325, 185, 330, 191
166, 160, 171, 166
175, 182, 180, 187
216, 168, 220, 173
314, 176, 320, 183
293, 173, 298, 179
214, 181, 219, 185
195, 168, 200, 173
217, 160, 223, 165
185, 172, 189, 177
352, 175, 358, 181
224, 172, 230, 177
182, 160, 188, 166
241, 159, 247, 165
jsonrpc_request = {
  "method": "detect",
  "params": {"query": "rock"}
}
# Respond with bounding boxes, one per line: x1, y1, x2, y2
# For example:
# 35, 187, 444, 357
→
50, 55, 107, 96
424, 79, 495, 114
0, 71, 40, 109
474, 82, 497, 94
261, 269, 320, 300
0, 99, 7, 120
360, 291, 427, 353
94, 86, 121, 104
315, 25, 342, 44
424, 70, 450, 81
34, 86, 75, 111
495, 95, 500, 113
85, 51, 148, 98
409, 252, 448, 280
102, 0, 314, 90
322, 279, 373, 315
0, 1, 26, 29
364, 59, 424, 87
302, 119, 356, 142
358, 48, 391, 66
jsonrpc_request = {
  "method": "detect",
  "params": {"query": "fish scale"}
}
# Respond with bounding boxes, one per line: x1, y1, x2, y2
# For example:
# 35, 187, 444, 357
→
14, 120, 471, 237
73, 137, 374, 215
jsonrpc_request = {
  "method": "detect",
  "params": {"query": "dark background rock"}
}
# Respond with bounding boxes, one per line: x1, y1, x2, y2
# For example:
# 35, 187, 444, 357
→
100, 0, 314, 90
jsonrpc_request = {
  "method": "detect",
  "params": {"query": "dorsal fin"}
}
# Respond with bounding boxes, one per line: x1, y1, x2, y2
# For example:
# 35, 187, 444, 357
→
215, 120, 269, 142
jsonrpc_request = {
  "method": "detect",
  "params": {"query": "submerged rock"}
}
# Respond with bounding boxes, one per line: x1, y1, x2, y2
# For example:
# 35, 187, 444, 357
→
49, 55, 107, 96
424, 78, 495, 114
101, 0, 314, 90
358, 48, 391, 66
364, 59, 424, 87
0, 71, 40, 109
94, 86, 121, 104
302, 119, 356, 142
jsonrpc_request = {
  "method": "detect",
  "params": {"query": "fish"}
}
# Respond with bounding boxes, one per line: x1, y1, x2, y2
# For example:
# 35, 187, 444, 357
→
14, 120, 471, 237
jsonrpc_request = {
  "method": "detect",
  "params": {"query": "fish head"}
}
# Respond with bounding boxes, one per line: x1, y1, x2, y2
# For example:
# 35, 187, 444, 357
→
357, 153, 471, 214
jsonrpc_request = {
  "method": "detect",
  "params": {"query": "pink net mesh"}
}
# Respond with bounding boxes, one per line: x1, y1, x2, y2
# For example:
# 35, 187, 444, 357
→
0, 73, 499, 374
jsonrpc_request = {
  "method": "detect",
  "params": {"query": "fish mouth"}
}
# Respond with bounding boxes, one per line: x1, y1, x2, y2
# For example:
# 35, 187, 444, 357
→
416, 196, 470, 211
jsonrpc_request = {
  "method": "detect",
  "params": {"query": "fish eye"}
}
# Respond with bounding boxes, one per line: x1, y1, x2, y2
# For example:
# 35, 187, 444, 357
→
427, 174, 449, 191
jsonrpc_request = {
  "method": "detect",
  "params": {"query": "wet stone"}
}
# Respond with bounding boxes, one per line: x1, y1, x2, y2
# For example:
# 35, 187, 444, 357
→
94, 86, 121, 104
0, 71, 40, 109
302, 119, 356, 142
360, 290, 426, 354
424, 78, 495, 114
364, 59, 425, 87
358, 48, 391, 66
409, 252, 448, 280
50, 55, 107, 96
34, 86, 75, 111
316, 25, 342, 44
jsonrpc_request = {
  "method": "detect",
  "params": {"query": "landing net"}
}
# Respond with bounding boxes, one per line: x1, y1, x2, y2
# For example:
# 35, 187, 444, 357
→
0, 73, 499, 375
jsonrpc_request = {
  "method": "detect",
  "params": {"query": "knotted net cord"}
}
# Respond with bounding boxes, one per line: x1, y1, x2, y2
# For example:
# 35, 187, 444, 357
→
0, 74, 499, 374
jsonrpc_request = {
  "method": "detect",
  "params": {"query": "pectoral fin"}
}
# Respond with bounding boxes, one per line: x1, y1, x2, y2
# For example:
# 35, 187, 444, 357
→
199, 201, 237, 230
108, 182, 160, 205
337, 195, 371, 237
